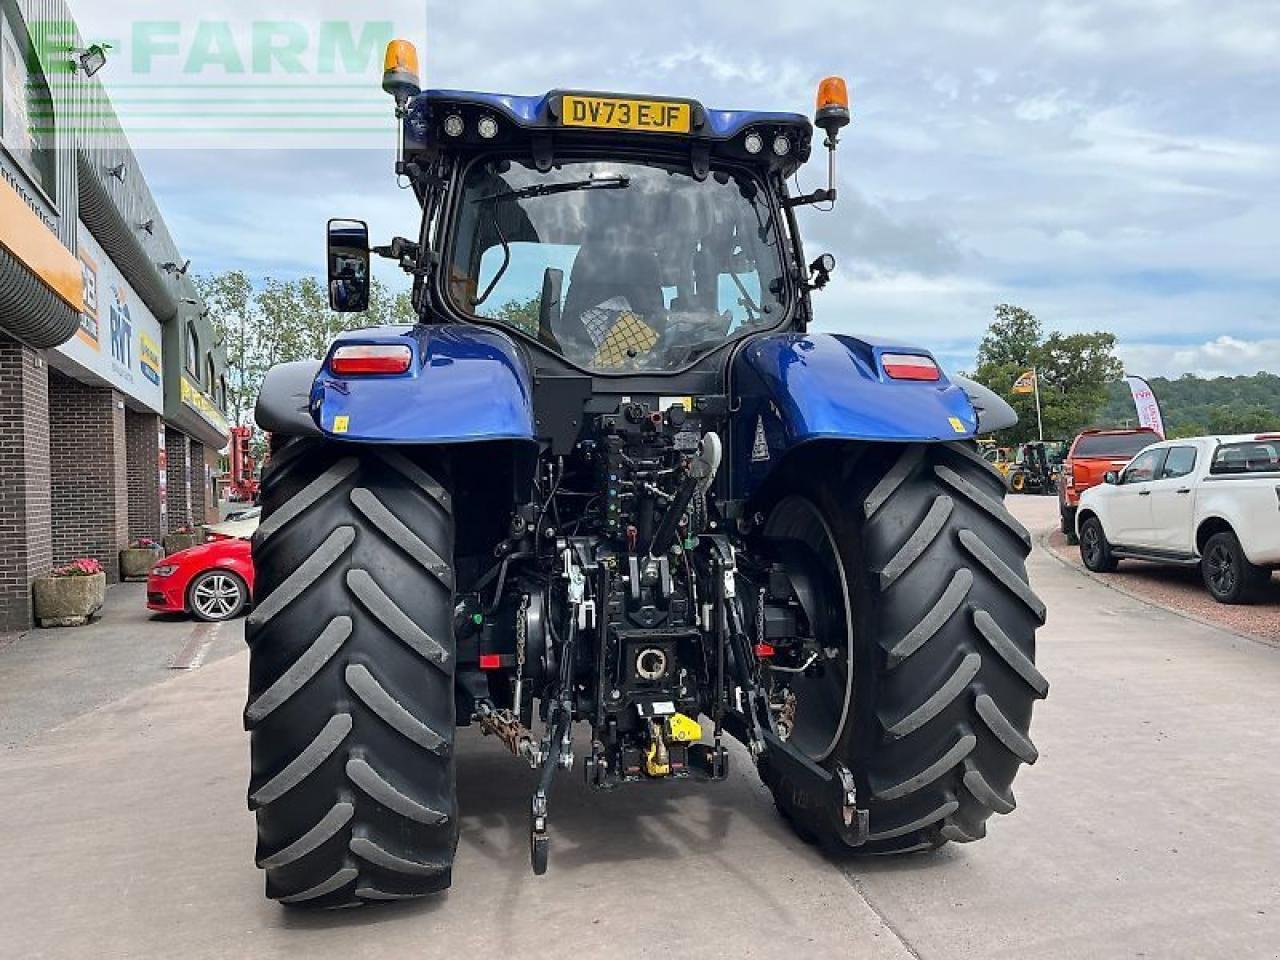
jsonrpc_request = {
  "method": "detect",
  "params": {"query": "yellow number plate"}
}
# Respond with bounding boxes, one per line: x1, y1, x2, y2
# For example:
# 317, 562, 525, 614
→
561, 95, 691, 134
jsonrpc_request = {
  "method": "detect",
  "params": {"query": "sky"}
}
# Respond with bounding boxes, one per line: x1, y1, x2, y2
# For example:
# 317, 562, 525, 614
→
70, 0, 1280, 378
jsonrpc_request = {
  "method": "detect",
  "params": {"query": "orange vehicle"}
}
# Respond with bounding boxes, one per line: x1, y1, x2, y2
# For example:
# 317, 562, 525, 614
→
1059, 427, 1161, 542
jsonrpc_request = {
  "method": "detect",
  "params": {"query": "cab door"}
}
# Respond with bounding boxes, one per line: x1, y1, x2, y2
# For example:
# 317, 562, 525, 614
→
1147, 445, 1200, 553
1108, 448, 1167, 547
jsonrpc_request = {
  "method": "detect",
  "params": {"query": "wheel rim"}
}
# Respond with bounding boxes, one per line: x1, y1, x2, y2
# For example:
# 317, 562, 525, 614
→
762, 496, 855, 762
192, 573, 242, 619
1082, 524, 1101, 565
1207, 545, 1235, 594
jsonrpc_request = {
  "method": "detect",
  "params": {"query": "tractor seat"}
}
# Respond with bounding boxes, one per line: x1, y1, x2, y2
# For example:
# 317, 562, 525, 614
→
560, 243, 666, 362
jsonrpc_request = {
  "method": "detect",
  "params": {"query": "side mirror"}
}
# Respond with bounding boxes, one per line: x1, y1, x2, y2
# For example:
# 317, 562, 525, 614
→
1104, 471, 1119, 485
327, 219, 370, 313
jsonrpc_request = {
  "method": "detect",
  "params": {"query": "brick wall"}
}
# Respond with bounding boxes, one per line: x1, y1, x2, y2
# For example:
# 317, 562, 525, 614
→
189, 439, 207, 524
125, 409, 163, 540
48, 373, 129, 582
165, 427, 192, 531
0, 336, 51, 631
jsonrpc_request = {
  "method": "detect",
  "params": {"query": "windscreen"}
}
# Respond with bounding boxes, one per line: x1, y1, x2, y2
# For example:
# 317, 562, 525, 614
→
448, 158, 787, 372
1073, 433, 1157, 459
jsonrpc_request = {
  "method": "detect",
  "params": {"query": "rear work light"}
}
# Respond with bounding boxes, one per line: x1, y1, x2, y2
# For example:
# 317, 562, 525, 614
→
881, 353, 941, 381
330, 344, 412, 375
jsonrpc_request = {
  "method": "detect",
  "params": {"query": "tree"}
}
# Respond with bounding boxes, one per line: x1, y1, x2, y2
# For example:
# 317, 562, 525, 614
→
1100, 373, 1280, 437
194, 271, 418, 438
971, 304, 1123, 443
976, 304, 1041, 369
195, 271, 257, 427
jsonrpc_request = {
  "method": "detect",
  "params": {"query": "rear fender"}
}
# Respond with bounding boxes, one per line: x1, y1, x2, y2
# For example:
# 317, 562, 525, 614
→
259, 324, 536, 445
730, 333, 984, 500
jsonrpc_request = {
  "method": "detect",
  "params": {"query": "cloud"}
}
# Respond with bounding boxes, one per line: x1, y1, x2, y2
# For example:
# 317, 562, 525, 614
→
79, 0, 1280, 380
1119, 337, 1280, 379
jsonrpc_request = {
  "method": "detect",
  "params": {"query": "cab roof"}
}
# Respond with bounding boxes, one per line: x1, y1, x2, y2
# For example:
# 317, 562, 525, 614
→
404, 88, 814, 177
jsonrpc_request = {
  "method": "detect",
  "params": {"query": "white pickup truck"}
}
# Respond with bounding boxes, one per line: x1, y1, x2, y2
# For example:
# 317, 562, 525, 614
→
1075, 433, 1280, 603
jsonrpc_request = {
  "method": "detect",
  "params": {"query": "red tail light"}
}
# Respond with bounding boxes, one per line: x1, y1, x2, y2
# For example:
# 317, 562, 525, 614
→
754, 643, 775, 658
330, 344, 412, 375
881, 353, 941, 381
478, 654, 502, 670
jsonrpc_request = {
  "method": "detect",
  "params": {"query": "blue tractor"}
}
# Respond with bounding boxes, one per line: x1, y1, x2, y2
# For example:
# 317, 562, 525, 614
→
245, 42, 1047, 907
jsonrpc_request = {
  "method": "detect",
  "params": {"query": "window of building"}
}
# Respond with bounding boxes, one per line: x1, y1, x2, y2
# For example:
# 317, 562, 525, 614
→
0, 6, 56, 199
185, 321, 199, 376
206, 356, 216, 392
219, 374, 228, 410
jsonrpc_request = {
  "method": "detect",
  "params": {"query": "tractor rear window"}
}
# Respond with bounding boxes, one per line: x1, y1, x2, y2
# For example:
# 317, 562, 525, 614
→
1210, 442, 1280, 475
1072, 433, 1157, 459
448, 158, 787, 373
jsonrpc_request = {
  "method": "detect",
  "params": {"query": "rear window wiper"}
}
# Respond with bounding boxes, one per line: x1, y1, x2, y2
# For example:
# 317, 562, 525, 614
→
482, 174, 631, 203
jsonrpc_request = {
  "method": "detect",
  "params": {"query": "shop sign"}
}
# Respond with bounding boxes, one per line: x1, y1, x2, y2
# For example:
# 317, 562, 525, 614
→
181, 375, 229, 434
53, 222, 164, 413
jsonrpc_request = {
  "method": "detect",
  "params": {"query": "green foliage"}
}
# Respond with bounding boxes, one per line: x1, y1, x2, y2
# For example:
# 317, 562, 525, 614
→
1100, 373, 1280, 437
492, 296, 542, 336
970, 304, 1124, 443
195, 271, 417, 436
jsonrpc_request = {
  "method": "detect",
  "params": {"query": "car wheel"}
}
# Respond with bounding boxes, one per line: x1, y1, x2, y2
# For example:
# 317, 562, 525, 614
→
1079, 517, 1118, 573
188, 570, 249, 621
1201, 531, 1270, 605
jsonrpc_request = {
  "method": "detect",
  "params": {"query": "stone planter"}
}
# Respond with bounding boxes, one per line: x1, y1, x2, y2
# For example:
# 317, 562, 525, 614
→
120, 547, 162, 581
32, 572, 106, 628
164, 533, 200, 555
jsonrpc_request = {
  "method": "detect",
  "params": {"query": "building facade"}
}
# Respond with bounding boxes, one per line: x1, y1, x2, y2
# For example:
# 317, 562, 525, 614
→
0, 0, 228, 630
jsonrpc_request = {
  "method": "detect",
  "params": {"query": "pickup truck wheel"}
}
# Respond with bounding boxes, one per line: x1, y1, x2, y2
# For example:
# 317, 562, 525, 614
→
1079, 516, 1117, 573
245, 439, 457, 908
1201, 531, 1270, 604
1060, 506, 1078, 545
758, 442, 1048, 854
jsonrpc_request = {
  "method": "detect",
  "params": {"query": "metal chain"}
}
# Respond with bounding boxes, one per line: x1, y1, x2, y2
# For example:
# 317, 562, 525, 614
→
514, 593, 529, 714
756, 588, 766, 648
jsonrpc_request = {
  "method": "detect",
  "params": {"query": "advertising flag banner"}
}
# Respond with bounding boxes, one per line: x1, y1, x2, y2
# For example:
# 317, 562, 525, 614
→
1125, 375, 1166, 438
1011, 369, 1037, 394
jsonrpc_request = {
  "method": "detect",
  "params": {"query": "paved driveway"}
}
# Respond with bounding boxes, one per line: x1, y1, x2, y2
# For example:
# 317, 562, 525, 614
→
1, 496, 1276, 959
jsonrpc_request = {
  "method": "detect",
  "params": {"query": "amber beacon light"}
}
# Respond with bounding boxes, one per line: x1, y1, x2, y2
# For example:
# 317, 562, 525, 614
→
382, 40, 422, 109
815, 76, 851, 138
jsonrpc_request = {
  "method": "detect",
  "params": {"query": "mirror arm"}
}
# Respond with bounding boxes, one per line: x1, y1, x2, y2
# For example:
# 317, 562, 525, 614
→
783, 187, 837, 210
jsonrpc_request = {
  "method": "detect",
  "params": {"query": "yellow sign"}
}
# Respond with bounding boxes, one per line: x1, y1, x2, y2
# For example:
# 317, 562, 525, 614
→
948, 417, 966, 434
180, 376, 229, 434
333, 416, 350, 434
0, 178, 84, 313
561, 95, 691, 134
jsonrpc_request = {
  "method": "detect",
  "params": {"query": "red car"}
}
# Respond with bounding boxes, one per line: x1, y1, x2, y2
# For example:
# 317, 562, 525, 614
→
147, 533, 255, 622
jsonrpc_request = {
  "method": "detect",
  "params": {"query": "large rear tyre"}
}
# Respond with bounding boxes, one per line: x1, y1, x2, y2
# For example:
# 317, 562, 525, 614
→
245, 439, 458, 907
759, 442, 1047, 854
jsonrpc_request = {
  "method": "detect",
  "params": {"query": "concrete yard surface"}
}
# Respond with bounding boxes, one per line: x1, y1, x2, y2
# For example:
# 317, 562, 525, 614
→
0, 496, 1277, 959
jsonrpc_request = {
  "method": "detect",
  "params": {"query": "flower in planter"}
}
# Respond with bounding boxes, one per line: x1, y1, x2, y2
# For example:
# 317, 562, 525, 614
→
51, 558, 104, 578
129, 538, 160, 550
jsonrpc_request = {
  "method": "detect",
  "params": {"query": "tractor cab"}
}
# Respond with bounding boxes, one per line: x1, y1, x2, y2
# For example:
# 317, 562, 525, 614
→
328, 43, 852, 388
